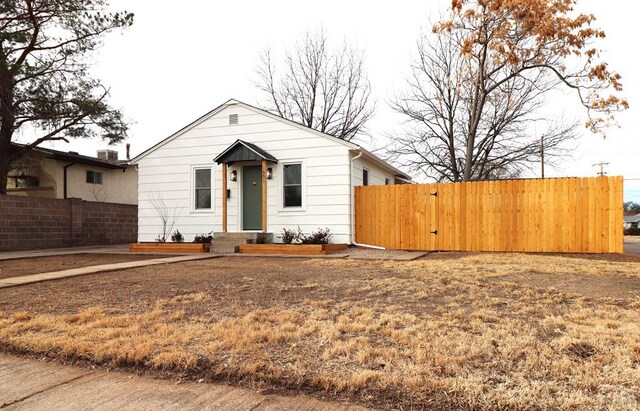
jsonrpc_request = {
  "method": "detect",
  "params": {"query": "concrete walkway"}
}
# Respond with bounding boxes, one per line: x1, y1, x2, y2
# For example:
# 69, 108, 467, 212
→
0, 244, 139, 261
0, 254, 220, 289
0, 354, 366, 411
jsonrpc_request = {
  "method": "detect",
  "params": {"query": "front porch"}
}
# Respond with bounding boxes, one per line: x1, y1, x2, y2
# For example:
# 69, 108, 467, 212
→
213, 140, 278, 234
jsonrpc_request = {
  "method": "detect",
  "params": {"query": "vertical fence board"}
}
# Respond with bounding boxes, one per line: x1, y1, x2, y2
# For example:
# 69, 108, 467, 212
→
354, 177, 623, 253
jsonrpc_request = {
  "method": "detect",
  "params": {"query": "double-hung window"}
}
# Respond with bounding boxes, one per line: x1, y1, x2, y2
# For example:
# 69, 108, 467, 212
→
194, 168, 212, 209
283, 163, 302, 207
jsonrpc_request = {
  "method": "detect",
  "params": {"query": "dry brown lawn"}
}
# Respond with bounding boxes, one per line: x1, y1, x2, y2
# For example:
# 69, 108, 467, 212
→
1, 253, 639, 410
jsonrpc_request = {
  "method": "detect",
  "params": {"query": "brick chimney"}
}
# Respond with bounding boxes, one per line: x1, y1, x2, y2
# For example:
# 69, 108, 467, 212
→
97, 149, 119, 163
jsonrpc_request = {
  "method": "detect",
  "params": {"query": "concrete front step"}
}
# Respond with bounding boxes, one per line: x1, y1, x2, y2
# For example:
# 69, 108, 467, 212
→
210, 239, 245, 254
214, 232, 260, 240
210, 246, 239, 254
211, 232, 274, 254
214, 232, 275, 241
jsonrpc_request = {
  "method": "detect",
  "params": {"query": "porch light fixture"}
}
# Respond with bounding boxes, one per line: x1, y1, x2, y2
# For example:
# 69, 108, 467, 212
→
266, 167, 273, 179
230, 170, 237, 182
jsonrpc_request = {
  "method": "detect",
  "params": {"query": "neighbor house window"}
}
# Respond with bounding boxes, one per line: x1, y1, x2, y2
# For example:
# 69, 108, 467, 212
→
194, 168, 212, 209
86, 170, 103, 184
13, 176, 40, 188
283, 163, 302, 207
363, 168, 369, 186
385, 177, 390, 185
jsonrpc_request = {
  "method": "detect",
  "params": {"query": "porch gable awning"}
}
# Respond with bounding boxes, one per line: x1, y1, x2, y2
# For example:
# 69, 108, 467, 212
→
213, 140, 278, 165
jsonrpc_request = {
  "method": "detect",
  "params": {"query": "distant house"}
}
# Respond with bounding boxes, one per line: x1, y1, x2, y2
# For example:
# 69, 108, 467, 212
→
132, 99, 411, 244
624, 214, 640, 229
7, 144, 137, 205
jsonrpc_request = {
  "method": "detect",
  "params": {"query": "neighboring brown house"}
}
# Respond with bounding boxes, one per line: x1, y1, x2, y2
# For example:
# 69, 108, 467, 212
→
7, 144, 137, 205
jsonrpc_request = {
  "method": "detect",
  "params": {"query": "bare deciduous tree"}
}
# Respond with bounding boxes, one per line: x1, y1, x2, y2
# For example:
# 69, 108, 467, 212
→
390, 0, 627, 182
89, 181, 110, 202
256, 30, 375, 142
389, 31, 577, 182
149, 191, 182, 243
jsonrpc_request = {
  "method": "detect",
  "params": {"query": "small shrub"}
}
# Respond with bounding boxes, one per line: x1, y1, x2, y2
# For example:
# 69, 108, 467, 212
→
298, 228, 333, 244
281, 228, 297, 244
255, 232, 270, 244
171, 230, 184, 243
155, 234, 166, 243
625, 227, 640, 236
193, 232, 213, 244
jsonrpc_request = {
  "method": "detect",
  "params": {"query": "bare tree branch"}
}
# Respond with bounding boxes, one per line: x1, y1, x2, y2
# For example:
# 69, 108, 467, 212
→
388, 31, 577, 182
255, 30, 375, 142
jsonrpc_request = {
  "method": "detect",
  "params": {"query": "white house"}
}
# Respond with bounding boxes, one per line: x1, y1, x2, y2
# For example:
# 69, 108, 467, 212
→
624, 214, 640, 229
132, 99, 411, 246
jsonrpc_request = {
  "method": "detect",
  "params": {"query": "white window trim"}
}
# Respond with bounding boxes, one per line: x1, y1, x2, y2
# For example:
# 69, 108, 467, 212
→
190, 164, 214, 214
278, 159, 306, 213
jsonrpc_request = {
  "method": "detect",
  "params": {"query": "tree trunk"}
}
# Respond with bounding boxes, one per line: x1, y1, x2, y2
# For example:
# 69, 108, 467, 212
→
0, 101, 15, 194
0, 69, 15, 195
0, 147, 9, 195
0, 45, 15, 195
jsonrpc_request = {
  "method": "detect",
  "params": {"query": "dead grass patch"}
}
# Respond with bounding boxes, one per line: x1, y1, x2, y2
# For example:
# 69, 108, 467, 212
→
1, 253, 639, 410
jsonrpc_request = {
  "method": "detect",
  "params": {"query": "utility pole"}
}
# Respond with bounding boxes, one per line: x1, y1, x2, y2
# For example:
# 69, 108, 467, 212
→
593, 162, 609, 177
540, 133, 545, 178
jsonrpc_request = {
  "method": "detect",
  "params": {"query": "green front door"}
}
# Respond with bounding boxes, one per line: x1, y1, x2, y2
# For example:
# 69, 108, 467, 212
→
242, 165, 262, 230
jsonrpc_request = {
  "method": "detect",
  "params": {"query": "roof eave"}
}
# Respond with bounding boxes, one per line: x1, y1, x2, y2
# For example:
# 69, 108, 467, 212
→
351, 147, 412, 181
131, 98, 359, 163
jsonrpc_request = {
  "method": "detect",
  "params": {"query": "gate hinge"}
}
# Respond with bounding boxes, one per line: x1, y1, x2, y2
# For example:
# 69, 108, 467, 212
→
431, 230, 438, 235
430, 191, 438, 197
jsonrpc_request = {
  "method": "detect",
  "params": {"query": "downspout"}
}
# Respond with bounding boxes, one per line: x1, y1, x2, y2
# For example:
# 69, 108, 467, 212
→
349, 150, 363, 245
349, 149, 384, 249
63, 162, 76, 199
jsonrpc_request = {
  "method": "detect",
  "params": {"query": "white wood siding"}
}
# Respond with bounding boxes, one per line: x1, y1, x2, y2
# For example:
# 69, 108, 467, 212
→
137, 104, 354, 243
351, 156, 396, 187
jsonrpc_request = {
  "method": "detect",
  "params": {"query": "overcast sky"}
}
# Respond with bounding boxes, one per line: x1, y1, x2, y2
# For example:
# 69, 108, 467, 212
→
24, 0, 640, 201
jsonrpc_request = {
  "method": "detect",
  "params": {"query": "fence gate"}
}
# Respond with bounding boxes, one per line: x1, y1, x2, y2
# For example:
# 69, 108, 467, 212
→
354, 177, 624, 254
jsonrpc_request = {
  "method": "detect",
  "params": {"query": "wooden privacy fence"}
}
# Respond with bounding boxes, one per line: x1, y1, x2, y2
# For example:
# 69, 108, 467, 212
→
355, 177, 623, 253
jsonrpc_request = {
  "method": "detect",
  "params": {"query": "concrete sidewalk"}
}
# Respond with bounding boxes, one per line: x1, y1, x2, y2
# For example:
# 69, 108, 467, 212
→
0, 254, 220, 289
624, 241, 640, 256
0, 354, 366, 410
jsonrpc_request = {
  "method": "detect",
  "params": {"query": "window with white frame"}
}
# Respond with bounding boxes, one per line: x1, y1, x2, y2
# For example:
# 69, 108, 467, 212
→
362, 168, 369, 186
194, 168, 212, 209
283, 163, 302, 207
